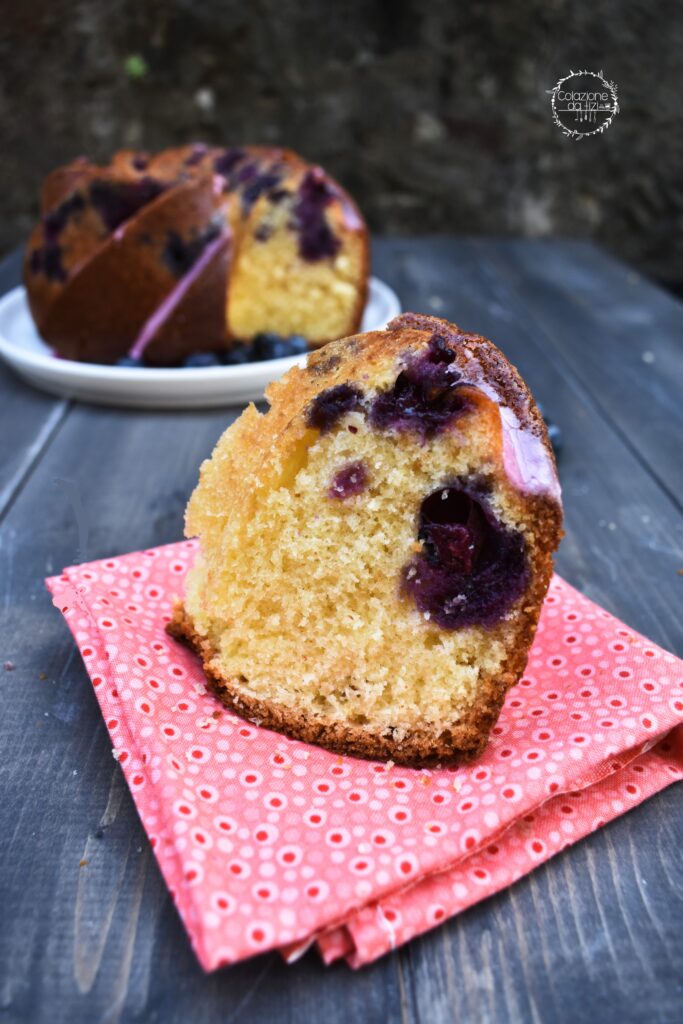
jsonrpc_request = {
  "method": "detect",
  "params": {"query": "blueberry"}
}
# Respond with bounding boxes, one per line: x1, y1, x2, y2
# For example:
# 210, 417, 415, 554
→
546, 420, 563, 458
306, 384, 364, 432
328, 460, 369, 500
183, 352, 221, 368
221, 345, 250, 365
401, 486, 528, 630
251, 333, 289, 361
286, 335, 309, 355
116, 355, 142, 367
368, 332, 470, 441
293, 170, 340, 262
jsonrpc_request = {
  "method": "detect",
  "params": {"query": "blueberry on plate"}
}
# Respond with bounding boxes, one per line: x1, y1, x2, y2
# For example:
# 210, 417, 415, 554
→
287, 334, 310, 355
251, 332, 289, 361
183, 352, 222, 368
116, 355, 142, 367
221, 345, 250, 365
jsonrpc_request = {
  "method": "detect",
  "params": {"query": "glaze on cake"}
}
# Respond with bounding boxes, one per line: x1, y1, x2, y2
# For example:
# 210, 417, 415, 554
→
24, 145, 369, 365
168, 313, 563, 766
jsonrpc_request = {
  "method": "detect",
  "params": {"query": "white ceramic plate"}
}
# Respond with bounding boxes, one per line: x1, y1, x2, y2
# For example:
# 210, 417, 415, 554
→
0, 277, 401, 409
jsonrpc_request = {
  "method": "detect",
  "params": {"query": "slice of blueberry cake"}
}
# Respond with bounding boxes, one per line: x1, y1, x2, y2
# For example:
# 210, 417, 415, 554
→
168, 313, 563, 766
24, 144, 369, 365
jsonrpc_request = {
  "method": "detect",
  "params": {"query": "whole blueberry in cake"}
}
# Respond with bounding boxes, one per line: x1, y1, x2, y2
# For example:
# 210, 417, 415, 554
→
168, 313, 563, 766
23, 145, 369, 365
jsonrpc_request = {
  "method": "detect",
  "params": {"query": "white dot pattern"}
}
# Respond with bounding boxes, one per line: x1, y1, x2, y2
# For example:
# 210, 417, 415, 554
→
46, 541, 683, 970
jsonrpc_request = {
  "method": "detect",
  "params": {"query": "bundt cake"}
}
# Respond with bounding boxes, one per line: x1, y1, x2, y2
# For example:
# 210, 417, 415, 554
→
168, 313, 563, 766
24, 145, 369, 365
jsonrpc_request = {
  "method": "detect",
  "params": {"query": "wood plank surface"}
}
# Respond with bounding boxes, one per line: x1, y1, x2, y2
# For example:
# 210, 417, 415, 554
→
0, 251, 70, 518
0, 239, 681, 1024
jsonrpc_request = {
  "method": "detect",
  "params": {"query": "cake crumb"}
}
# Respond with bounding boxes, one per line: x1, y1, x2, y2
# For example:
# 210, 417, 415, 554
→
112, 749, 120, 761
452, 778, 462, 791
385, 759, 395, 769
212, 710, 222, 719
79, 859, 89, 868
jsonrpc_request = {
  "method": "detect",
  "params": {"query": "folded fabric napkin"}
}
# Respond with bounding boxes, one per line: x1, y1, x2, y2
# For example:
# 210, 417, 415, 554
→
47, 541, 683, 969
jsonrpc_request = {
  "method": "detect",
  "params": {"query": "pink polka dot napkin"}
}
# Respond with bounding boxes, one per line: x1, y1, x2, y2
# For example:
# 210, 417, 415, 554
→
46, 541, 683, 969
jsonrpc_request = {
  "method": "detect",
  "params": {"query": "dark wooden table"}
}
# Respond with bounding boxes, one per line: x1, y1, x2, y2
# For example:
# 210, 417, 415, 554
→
1, 239, 681, 1024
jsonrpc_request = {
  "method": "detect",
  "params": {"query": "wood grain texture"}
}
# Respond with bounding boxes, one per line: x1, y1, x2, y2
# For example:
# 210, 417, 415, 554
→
0, 240, 681, 1024
0, 251, 70, 519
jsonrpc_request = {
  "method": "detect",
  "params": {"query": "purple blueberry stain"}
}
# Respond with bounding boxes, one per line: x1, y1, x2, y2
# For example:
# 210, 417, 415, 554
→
328, 461, 369, 500
401, 485, 528, 629
237, 162, 258, 184
240, 168, 283, 215
43, 193, 86, 239
213, 148, 246, 177
162, 222, 222, 277
30, 244, 66, 281
30, 192, 87, 281
184, 144, 208, 167
89, 177, 167, 232
131, 152, 150, 171
292, 169, 341, 262
306, 383, 364, 433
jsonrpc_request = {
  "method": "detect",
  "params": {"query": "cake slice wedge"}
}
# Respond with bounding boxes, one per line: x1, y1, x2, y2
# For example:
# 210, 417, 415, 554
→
169, 313, 563, 766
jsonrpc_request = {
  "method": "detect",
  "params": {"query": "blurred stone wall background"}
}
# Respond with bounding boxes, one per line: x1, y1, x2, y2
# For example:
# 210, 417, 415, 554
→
2, 0, 681, 286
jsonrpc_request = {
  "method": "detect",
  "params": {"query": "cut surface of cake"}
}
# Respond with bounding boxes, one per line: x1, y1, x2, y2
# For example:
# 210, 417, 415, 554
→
24, 145, 369, 365
169, 314, 563, 766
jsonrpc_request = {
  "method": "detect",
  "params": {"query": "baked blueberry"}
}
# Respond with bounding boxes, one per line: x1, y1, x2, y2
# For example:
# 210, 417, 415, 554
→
370, 334, 469, 440
89, 177, 167, 233
306, 383, 364, 432
328, 461, 369, 500
293, 169, 341, 262
162, 223, 222, 277
213, 148, 246, 176
401, 485, 528, 629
